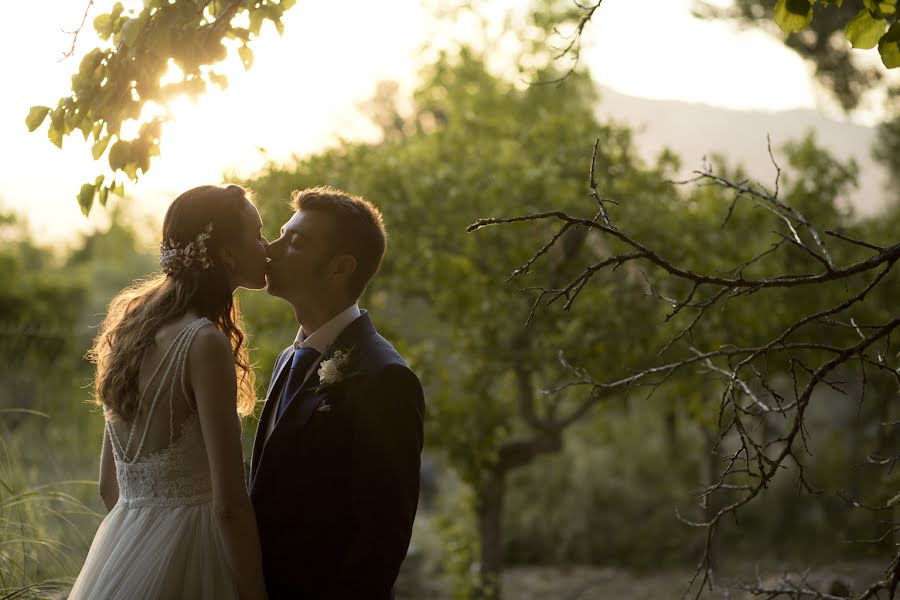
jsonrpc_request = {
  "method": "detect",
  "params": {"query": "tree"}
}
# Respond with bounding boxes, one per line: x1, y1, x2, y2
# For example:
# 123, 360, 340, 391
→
470, 137, 900, 598
24, 0, 297, 214
242, 40, 683, 597
0, 213, 87, 420
470, 127, 900, 600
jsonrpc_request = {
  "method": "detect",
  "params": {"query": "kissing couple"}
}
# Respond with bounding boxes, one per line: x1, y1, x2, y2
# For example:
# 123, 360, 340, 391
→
68, 184, 425, 599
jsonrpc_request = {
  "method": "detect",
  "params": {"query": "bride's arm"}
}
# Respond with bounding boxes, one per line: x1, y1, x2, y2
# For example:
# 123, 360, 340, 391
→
190, 327, 267, 600
99, 427, 118, 511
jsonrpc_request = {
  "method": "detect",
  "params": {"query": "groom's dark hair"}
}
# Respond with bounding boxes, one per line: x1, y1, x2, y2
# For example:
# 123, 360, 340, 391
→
291, 185, 386, 300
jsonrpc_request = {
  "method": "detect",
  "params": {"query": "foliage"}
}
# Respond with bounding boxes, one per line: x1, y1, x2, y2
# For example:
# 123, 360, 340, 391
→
694, 0, 900, 208
494, 127, 899, 569
694, 0, 897, 110
872, 105, 900, 190
25, 0, 297, 214
0, 214, 88, 416
432, 483, 485, 600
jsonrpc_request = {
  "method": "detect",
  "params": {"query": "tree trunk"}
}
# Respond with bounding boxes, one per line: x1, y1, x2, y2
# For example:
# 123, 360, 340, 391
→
475, 470, 506, 600
698, 427, 719, 567
664, 407, 678, 458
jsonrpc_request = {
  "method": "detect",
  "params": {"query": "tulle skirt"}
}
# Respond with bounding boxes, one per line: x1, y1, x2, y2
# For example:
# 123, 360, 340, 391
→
68, 499, 238, 600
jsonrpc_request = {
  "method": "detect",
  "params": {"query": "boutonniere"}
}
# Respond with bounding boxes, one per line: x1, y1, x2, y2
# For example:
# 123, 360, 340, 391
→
317, 348, 353, 388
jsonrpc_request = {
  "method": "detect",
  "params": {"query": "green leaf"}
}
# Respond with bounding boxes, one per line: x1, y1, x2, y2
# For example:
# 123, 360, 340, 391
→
878, 22, 900, 67
92, 135, 111, 160
94, 174, 105, 187
77, 183, 95, 216
281, 0, 298, 9
48, 125, 63, 149
112, 180, 125, 197
249, 11, 264, 36
123, 161, 139, 181
209, 72, 228, 89
94, 14, 113, 39
120, 18, 141, 47
877, 1, 897, 15
228, 27, 250, 42
865, 0, 897, 16
774, 0, 814, 35
98, 185, 110, 207
25, 106, 50, 132
108, 140, 127, 170
238, 45, 254, 70
845, 8, 886, 49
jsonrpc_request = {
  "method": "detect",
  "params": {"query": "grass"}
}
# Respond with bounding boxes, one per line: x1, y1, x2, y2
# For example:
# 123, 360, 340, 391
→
0, 411, 101, 600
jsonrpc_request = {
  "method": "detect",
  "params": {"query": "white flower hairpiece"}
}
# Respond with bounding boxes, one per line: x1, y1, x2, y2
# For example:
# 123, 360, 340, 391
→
159, 222, 214, 276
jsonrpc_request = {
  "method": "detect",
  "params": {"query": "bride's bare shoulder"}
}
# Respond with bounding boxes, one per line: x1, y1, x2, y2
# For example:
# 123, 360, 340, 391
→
187, 324, 232, 372
153, 312, 204, 347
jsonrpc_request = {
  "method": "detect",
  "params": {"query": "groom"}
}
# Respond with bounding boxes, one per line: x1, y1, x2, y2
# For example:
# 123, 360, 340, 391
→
249, 186, 425, 599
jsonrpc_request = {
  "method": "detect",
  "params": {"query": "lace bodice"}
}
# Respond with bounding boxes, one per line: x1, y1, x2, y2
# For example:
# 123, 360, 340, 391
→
107, 318, 214, 509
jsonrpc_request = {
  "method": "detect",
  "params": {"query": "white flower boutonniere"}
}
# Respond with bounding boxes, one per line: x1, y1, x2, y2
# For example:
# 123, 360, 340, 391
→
317, 349, 351, 386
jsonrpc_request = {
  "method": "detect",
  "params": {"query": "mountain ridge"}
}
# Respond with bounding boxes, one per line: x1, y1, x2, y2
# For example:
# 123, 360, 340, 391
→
596, 86, 890, 217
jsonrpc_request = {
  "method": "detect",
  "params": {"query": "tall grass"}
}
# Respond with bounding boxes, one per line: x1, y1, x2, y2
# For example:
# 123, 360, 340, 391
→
0, 410, 101, 600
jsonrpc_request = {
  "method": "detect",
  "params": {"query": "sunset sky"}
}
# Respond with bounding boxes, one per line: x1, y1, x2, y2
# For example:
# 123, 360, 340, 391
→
2, 0, 833, 242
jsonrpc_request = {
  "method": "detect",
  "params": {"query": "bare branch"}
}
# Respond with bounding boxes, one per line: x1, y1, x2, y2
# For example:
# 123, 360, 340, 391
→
60, 0, 95, 61
471, 140, 900, 599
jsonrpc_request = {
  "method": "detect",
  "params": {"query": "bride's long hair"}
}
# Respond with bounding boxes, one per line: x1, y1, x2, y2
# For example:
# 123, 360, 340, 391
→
89, 185, 256, 421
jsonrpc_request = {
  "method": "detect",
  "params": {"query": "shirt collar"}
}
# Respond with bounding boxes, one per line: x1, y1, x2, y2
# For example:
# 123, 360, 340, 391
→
293, 304, 361, 354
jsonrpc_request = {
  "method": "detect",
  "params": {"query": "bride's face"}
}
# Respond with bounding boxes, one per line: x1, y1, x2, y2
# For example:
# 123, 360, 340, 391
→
223, 197, 269, 290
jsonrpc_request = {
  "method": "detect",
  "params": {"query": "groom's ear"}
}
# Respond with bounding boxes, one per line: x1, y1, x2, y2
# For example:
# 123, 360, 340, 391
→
329, 254, 357, 283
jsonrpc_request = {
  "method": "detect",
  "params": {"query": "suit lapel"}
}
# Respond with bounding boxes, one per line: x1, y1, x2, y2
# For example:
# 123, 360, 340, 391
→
251, 312, 378, 492
249, 347, 292, 489
266, 348, 293, 398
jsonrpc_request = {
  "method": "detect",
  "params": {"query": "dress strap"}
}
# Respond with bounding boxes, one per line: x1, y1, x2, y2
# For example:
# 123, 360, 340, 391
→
168, 319, 214, 444
110, 317, 210, 463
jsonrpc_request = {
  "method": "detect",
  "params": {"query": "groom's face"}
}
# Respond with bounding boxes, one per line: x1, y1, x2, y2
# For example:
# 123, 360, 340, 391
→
266, 209, 337, 304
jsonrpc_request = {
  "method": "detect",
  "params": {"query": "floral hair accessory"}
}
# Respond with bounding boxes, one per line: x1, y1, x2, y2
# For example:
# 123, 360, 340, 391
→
159, 222, 214, 276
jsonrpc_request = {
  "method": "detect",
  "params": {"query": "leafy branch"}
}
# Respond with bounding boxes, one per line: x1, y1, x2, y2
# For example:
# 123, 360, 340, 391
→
548, 0, 900, 74
25, 0, 297, 215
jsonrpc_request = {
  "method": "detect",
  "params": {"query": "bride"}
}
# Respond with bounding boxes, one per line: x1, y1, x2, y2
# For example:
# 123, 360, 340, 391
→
69, 184, 269, 600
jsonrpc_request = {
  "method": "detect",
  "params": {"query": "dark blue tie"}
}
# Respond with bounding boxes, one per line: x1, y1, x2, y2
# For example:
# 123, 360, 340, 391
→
276, 347, 320, 421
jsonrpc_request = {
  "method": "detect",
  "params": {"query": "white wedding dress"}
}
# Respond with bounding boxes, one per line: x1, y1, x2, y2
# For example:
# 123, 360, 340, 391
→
69, 318, 240, 599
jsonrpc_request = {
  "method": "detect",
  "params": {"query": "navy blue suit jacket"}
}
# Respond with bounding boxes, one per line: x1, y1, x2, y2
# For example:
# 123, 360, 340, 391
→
249, 312, 424, 599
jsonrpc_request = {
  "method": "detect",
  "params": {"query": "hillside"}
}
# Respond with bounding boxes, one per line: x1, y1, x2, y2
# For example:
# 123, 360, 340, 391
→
597, 87, 891, 217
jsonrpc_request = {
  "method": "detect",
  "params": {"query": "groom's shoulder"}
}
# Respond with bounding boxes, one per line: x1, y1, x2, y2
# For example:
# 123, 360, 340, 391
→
358, 331, 409, 371
353, 334, 422, 405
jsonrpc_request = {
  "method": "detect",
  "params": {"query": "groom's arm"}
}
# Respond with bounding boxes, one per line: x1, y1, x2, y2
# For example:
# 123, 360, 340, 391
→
331, 364, 424, 599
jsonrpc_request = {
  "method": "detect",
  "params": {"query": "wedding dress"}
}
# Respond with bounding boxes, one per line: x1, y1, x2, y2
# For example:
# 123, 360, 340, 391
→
68, 317, 240, 599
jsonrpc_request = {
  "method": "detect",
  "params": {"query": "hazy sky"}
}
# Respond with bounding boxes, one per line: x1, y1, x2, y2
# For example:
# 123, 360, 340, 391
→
2, 0, 825, 242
